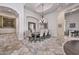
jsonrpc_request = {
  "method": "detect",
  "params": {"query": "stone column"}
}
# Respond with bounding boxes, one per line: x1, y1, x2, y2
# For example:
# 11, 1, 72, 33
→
57, 11, 65, 45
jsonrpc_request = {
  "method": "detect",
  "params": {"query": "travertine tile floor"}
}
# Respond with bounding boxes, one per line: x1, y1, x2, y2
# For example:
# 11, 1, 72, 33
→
0, 34, 23, 55
0, 34, 65, 55
65, 36, 79, 41
21, 37, 65, 55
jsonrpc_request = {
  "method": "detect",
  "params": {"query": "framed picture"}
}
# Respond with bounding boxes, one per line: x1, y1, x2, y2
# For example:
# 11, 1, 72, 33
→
58, 24, 62, 28
70, 23, 76, 28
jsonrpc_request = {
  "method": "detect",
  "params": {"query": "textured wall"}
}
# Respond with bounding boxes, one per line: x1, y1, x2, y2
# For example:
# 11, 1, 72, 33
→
45, 12, 58, 37
65, 11, 79, 31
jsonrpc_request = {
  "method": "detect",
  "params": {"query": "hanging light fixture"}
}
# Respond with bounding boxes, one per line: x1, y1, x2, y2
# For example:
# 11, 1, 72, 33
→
39, 3, 48, 24
40, 3, 45, 24
42, 3, 44, 19
39, 3, 48, 29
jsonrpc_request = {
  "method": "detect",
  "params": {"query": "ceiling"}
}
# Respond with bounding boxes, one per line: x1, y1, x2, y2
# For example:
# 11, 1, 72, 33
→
24, 3, 75, 15
0, 6, 19, 17
0, 3, 78, 17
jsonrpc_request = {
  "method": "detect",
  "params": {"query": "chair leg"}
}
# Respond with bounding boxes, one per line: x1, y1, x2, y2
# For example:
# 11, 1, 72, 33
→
29, 37, 34, 42
39, 38, 41, 41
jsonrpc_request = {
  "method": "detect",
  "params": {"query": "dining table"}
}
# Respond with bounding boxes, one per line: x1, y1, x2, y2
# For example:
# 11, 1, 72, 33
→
64, 40, 79, 55
31, 32, 40, 42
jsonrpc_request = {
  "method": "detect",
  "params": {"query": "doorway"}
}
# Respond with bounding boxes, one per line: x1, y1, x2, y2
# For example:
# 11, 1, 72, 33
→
28, 22, 36, 33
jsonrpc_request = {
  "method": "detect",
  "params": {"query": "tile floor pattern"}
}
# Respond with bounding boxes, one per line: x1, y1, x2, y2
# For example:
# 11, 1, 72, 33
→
0, 34, 65, 55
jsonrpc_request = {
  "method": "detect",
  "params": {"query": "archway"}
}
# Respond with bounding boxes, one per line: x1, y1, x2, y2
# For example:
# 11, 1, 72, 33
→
0, 6, 19, 34
26, 16, 39, 32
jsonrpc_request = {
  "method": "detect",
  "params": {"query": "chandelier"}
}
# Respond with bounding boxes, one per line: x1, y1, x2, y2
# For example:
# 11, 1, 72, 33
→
40, 3, 47, 24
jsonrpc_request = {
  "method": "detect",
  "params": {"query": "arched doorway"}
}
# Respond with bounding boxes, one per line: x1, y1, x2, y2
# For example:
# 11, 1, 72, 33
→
0, 6, 19, 34
26, 16, 39, 32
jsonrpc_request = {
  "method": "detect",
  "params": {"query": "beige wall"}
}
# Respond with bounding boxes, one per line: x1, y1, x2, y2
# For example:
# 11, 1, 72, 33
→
57, 11, 65, 45
45, 12, 58, 37
65, 11, 79, 31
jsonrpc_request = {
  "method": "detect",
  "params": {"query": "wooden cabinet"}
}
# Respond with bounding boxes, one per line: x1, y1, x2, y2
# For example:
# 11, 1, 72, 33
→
0, 16, 3, 28
0, 16, 16, 28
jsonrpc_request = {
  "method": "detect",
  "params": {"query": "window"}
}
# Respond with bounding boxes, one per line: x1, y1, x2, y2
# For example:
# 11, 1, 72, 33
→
0, 16, 16, 28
